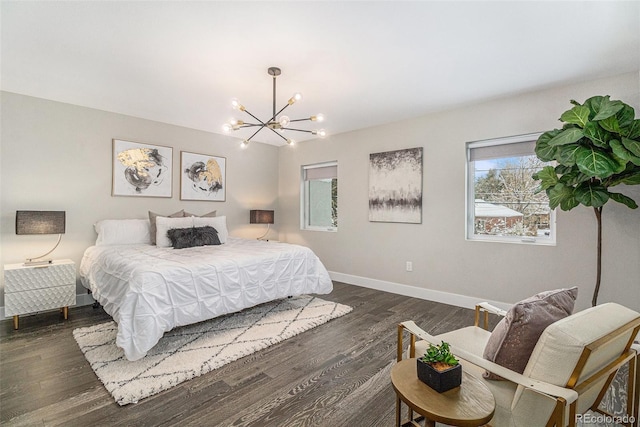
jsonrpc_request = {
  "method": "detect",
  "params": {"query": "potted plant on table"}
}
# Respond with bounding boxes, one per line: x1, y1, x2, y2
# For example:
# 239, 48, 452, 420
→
417, 341, 462, 393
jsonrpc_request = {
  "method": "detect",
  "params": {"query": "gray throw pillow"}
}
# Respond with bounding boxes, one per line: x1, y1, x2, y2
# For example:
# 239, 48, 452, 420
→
183, 210, 217, 218
482, 286, 578, 380
149, 210, 184, 245
167, 226, 220, 249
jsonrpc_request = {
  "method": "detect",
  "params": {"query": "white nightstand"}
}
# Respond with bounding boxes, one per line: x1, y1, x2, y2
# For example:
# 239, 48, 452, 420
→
4, 259, 76, 329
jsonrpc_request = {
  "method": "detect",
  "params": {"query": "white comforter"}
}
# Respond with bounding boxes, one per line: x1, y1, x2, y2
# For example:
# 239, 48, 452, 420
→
80, 238, 333, 361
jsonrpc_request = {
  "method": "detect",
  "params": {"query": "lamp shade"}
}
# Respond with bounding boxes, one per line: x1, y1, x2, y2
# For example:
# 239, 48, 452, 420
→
16, 211, 66, 235
250, 210, 274, 225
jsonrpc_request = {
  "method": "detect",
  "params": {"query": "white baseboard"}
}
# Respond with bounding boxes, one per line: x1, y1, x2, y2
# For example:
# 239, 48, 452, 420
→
1, 292, 96, 320
2, 278, 510, 320
329, 271, 511, 312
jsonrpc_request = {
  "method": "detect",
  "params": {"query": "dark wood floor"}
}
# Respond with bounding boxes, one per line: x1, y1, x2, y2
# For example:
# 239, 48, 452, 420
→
0, 282, 497, 427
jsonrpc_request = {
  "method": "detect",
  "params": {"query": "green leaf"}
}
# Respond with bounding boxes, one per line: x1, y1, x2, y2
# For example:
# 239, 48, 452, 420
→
575, 146, 620, 179
599, 115, 621, 134
607, 167, 640, 186
535, 130, 560, 161
609, 192, 638, 209
548, 128, 585, 147
616, 104, 635, 129
610, 139, 634, 162
621, 137, 640, 157
561, 105, 590, 127
590, 95, 625, 121
532, 165, 558, 190
622, 119, 640, 139
555, 164, 574, 174
584, 96, 604, 119
558, 168, 591, 186
583, 122, 612, 148
556, 144, 581, 166
574, 183, 610, 208
622, 172, 640, 185
548, 183, 577, 210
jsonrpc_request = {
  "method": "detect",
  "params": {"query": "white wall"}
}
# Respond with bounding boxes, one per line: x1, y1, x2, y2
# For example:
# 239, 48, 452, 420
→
0, 92, 279, 307
278, 72, 640, 311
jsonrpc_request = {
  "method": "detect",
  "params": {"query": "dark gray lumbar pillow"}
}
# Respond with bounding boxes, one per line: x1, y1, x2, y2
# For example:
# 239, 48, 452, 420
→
167, 226, 220, 249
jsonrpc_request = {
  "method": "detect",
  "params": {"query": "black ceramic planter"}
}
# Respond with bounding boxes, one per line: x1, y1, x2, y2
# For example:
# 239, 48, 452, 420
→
416, 358, 462, 393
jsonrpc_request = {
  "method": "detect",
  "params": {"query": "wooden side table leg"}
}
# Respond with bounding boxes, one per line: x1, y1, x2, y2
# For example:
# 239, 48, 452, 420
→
13, 315, 19, 330
62, 306, 69, 320
395, 395, 401, 427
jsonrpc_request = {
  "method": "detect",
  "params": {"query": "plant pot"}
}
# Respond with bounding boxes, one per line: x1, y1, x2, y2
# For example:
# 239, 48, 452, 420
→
416, 358, 462, 393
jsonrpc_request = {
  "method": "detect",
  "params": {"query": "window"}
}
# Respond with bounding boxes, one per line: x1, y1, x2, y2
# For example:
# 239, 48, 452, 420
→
466, 133, 555, 245
301, 162, 337, 231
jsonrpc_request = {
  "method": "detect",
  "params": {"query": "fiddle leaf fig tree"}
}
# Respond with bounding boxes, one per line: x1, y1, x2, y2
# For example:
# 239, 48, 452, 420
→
533, 95, 640, 306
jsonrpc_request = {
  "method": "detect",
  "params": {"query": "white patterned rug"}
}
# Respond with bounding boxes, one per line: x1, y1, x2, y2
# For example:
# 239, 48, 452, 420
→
73, 296, 352, 405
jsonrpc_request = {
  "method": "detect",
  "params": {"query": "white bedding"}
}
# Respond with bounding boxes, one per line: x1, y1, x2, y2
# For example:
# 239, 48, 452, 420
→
80, 237, 333, 361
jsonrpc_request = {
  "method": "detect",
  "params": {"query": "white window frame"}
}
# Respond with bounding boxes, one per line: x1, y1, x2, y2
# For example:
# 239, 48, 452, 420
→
300, 161, 338, 232
465, 133, 556, 245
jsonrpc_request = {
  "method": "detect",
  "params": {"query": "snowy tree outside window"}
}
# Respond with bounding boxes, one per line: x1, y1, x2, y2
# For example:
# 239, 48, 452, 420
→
466, 134, 556, 245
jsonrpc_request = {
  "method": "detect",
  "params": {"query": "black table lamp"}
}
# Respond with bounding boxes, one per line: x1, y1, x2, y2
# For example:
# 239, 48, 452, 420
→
16, 210, 66, 265
250, 210, 274, 240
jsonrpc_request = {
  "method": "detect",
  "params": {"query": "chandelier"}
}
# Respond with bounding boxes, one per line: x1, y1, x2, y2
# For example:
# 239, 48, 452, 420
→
222, 67, 326, 147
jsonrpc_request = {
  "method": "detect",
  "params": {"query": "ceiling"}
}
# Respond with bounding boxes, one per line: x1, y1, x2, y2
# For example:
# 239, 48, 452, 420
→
2, 1, 639, 146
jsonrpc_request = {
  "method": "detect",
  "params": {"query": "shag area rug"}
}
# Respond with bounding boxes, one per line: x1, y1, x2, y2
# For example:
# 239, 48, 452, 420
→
73, 295, 352, 405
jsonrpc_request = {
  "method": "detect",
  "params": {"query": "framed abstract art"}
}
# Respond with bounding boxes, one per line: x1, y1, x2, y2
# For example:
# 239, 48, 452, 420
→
112, 139, 172, 198
368, 147, 423, 223
180, 151, 226, 201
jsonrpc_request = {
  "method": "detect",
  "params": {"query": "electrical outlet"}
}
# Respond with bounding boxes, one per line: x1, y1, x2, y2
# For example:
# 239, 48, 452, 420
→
406, 261, 413, 272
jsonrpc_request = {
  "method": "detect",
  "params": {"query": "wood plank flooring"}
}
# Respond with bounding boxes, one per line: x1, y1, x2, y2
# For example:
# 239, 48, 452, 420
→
0, 282, 497, 427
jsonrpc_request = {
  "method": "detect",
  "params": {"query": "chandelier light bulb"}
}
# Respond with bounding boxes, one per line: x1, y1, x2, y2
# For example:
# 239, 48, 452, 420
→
279, 116, 290, 128
222, 123, 232, 133
287, 139, 295, 146
231, 98, 245, 111
311, 113, 325, 122
288, 93, 303, 105
240, 140, 249, 149
317, 129, 327, 138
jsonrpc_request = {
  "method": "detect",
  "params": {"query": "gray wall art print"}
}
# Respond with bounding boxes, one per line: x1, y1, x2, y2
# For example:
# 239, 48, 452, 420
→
369, 147, 423, 223
112, 139, 172, 197
180, 151, 226, 201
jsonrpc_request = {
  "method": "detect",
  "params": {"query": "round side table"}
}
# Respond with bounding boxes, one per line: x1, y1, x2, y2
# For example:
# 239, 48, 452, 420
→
391, 358, 495, 427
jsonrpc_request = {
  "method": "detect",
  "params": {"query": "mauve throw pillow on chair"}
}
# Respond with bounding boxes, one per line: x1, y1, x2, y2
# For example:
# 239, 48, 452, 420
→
482, 286, 578, 380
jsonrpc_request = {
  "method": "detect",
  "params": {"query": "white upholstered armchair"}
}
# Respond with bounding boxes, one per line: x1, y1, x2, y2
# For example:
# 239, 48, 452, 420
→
398, 302, 640, 427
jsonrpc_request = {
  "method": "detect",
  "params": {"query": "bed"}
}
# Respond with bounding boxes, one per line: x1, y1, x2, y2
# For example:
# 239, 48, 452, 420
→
79, 215, 333, 361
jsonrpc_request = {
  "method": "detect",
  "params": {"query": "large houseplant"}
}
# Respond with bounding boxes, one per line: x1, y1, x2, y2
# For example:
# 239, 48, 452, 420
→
533, 95, 640, 306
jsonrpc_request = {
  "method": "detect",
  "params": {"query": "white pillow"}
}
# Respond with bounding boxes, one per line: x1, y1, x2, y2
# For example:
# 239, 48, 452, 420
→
95, 219, 151, 246
193, 216, 228, 244
155, 216, 195, 248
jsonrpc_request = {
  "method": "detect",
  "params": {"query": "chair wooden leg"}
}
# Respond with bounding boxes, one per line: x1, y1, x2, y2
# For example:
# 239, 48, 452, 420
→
633, 351, 639, 427
397, 324, 404, 362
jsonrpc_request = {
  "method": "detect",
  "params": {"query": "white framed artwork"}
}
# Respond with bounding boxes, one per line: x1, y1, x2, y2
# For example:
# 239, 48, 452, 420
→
112, 139, 172, 198
180, 151, 226, 202
369, 147, 423, 223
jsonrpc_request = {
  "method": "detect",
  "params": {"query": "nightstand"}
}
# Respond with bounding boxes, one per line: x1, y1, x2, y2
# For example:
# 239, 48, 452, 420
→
4, 259, 76, 329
